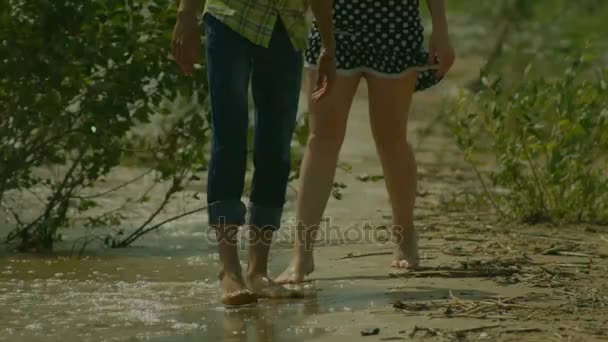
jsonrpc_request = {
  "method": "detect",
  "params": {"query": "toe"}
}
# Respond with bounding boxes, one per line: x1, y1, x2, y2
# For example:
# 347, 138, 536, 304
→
275, 271, 305, 285
274, 274, 292, 285
222, 290, 258, 306
391, 260, 416, 269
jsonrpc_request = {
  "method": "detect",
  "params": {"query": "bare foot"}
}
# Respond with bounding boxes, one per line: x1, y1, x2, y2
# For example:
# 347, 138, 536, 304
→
274, 253, 315, 284
246, 274, 303, 299
221, 272, 258, 306
391, 228, 419, 269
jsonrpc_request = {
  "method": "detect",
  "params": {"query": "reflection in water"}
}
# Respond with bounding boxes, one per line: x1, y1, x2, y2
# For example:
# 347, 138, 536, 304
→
0, 252, 333, 342
214, 296, 323, 342
0, 226, 395, 342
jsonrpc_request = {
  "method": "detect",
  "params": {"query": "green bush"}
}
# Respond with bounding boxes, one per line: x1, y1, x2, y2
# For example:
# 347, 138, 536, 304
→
0, 0, 210, 252
449, 55, 608, 224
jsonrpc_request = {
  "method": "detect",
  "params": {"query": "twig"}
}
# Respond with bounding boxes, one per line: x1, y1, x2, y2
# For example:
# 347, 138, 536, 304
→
74, 168, 154, 199
539, 266, 575, 277
409, 326, 441, 338
504, 327, 542, 334
70, 234, 105, 257
0, 202, 24, 226
117, 206, 207, 247
524, 233, 588, 243
336, 252, 392, 260
470, 163, 507, 219
25, 188, 46, 204
520, 132, 552, 214
7, 150, 85, 244
456, 314, 519, 320
115, 174, 184, 247
453, 324, 501, 334
551, 263, 591, 268
432, 313, 518, 320
483, 315, 518, 320
444, 235, 486, 242
553, 251, 594, 258
389, 268, 519, 278
482, 302, 534, 310
463, 304, 492, 316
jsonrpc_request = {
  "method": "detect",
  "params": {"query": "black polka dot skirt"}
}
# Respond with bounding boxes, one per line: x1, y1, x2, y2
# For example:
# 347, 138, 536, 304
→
305, 0, 441, 91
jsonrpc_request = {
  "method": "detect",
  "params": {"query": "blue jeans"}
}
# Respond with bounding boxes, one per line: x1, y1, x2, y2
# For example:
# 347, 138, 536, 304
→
204, 14, 303, 230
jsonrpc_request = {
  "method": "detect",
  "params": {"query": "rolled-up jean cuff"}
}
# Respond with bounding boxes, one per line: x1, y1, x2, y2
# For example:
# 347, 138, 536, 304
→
208, 200, 247, 227
248, 204, 283, 230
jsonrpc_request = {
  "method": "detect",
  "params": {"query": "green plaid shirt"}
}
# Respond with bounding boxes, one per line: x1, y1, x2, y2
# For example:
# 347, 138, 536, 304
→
204, 0, 308, 51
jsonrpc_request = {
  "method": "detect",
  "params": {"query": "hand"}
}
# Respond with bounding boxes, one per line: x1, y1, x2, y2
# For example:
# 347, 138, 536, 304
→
311, 48, 336, 102
172, 11, 201, 76
427, 29, 455, 78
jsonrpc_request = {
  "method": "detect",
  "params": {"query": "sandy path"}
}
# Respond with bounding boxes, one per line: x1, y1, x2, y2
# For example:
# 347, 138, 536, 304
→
267, 57, 608, 341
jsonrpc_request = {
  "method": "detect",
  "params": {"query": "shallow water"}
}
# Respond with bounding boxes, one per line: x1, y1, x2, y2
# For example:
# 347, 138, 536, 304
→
0, 221, 396, 342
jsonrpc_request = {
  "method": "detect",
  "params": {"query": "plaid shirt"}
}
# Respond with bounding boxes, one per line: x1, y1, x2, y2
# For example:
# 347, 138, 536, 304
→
204, 0, 308, 51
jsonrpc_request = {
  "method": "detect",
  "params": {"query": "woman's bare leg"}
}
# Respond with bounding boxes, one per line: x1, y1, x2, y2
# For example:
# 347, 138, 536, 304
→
275, 71, 361, 284
366, 72, 420, 269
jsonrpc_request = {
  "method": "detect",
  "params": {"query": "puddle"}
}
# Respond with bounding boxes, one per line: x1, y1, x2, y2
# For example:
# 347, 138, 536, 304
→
0, 237, 398, 342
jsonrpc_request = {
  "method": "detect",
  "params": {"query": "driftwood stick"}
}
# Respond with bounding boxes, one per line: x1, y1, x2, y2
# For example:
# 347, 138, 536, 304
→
389, 268, 519, 278
336, 252, 392, 260
453, 324, 501, 334
504, 327, 542, 334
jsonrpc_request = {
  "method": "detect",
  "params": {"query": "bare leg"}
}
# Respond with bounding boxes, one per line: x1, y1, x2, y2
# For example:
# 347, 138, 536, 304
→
216, 226, 257, 306
366, 72, 420, 269
246, 227, 301, 298
275, 71, 361, 284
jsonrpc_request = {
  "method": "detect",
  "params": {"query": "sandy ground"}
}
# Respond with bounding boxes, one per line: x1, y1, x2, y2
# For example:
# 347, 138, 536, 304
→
262, 58, 608, 341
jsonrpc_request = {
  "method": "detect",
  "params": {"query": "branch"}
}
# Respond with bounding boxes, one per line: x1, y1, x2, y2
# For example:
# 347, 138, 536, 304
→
69, 233, 106, 258
0, 201, 24, 227
6, 149, 86, 244
470, 163, 507, 219
74, 168, 154, 199
115, 173, 186, 247
116, 206, 207, 247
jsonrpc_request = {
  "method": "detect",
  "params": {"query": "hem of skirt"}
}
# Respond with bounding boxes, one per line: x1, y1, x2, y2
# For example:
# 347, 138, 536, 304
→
304, 63, 439, 79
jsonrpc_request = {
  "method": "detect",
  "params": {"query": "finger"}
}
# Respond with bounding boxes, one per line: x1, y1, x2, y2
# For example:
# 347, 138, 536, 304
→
315, 82, 331, 102
311, 86, 323, 102
427, 47, 436, 66
317, 81, 332, 100
311, 82, 327, 102
193, 45, 202, 66
191, 38, 202, 65
311, 92, 321, 103
311, 78, 324, 100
